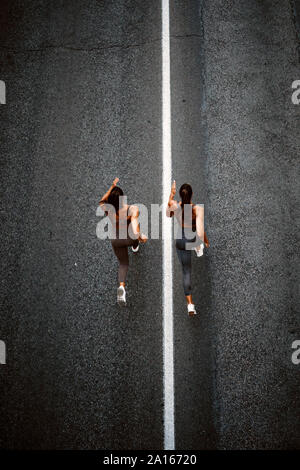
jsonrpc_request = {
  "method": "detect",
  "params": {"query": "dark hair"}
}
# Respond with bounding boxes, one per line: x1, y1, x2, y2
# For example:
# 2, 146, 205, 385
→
107, 186, 124, 213
179, 183, 193, 206
179, 183, 193, 222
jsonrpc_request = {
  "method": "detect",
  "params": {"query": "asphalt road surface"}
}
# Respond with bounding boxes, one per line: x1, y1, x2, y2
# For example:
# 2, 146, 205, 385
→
0, 0, 299, 450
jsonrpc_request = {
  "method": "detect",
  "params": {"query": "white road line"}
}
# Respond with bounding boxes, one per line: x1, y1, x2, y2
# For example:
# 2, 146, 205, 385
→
162, 0, 175, 451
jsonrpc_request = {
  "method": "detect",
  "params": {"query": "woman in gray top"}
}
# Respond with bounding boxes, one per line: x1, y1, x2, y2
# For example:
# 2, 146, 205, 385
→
166, 180, 209, 316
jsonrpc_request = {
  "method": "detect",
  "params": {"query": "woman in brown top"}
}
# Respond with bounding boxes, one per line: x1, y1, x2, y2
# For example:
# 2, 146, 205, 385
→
99, 178, 147, 306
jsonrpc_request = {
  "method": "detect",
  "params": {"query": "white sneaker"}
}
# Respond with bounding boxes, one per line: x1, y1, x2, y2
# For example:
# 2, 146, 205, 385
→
187, 303, 197, 316
194, 245, 204, 257
132, 244, 139, 253
117, 286, 126, 306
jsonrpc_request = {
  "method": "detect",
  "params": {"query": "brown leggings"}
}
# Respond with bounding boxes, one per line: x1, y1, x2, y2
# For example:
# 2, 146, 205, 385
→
111, 237, 139, 283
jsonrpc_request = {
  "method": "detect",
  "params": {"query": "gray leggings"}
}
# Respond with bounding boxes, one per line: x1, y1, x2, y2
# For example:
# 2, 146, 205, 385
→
176, 227, 202, 296
111, 237, 139, 283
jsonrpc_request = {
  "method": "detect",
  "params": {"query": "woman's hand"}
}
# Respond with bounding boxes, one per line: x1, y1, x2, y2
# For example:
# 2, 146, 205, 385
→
99, 178, 119, 205
204, 231, 210, 248
167, 180, 177, 215
171, 179, 176, 196
139, 233, 148, 243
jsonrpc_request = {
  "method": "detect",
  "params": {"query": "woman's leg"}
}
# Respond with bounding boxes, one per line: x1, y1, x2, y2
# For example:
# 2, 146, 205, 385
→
111, 236, 138, 286
176, 246, 192, 298
112, 243, 129, 285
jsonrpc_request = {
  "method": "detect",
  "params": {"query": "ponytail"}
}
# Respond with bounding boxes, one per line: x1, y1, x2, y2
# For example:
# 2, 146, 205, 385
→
107, 186, 124, 213
181, 188, 190, 205
179, 183, 193, 222
179, 183, 192, 207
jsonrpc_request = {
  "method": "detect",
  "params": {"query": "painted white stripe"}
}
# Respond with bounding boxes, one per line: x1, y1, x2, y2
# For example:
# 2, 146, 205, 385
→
162, 0, 175, 451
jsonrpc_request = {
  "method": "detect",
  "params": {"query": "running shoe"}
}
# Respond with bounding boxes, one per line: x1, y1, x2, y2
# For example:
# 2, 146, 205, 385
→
117, 286, 126, 306
187, 303, 197, 316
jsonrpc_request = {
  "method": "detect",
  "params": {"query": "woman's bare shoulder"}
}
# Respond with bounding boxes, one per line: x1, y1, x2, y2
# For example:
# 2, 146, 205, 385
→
194, 204, 204, 214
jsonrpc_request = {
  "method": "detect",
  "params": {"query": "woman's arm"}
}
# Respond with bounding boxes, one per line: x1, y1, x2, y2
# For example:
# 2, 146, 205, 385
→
129, 205, 148, 243
204, 231, 210, 248
99, 177, 119, 210
166, 179, 178, 217
195, 205, 204, 243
